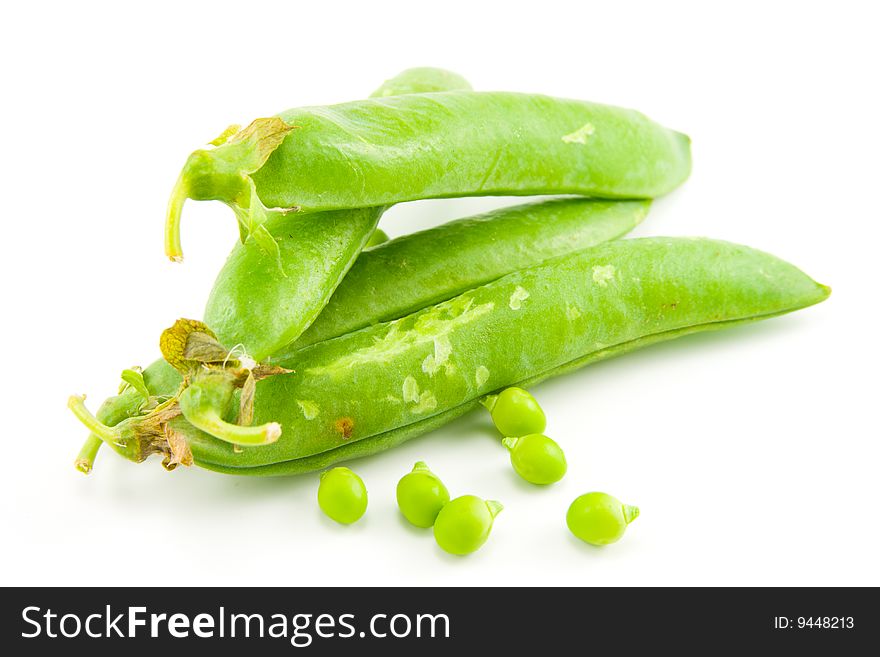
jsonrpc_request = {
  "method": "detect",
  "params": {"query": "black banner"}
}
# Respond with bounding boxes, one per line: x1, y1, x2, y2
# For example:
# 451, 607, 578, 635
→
1, 587, 874, 653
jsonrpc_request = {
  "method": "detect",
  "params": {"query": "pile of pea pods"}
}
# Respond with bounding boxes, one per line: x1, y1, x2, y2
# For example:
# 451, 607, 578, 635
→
70, 68, 829, 554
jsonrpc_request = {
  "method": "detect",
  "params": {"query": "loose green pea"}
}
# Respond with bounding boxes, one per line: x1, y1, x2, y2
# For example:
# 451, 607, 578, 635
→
317, 467, 368, 525
433, 495, 503, 555
566, 492, 639, 546
396, 461, 450, 528
487, 387, 546, 437
502, 433, 567, 485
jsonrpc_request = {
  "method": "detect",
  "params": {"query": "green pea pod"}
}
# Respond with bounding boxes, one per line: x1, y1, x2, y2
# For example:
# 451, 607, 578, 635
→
202, 67, 479, 360
281, 197, 650, 352
74, 67, 474, 470
76, 196, 647, 470
167, 66, 471, 262
168, 71, 488, 443
165, 91, 690, 260
172, 237, 828, 474
204, 206, 382, 361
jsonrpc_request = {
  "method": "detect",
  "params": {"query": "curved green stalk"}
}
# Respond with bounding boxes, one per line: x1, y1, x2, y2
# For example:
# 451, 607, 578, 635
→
485, 501, 504, 518
74, 434, 104, 474
68, 395, 119, 445
623, 505, 640, 524
180, 405, 280, 446
165, 173, 189, 262
177, 375, 281, 446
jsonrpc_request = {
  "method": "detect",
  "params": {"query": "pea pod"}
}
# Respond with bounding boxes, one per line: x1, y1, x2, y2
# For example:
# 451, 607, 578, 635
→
159, 70, 487, 444
202, 67, 479, 360
165, 91, 690, 260
152, 237, 828, 475
200, 68, 477, 360
282, 197, 649, 352
79, 196, 647, 458
204, 206, 381, 361
208, 195, 642, 360
74, 68, 474, 469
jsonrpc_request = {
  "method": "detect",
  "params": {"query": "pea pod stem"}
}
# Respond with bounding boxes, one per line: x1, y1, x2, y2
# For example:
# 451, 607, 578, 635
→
74, 434, 103, 474
165, 173, 189, 262
181, 404, 281, 446
68, 395, 154, 465
485, 501, 504, 518
177, 375, 281, 446
623, 505, 640, 524
67, 395, 119, 446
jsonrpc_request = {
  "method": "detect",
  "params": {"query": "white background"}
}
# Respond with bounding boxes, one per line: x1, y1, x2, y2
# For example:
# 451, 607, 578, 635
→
2, 0, 877, 587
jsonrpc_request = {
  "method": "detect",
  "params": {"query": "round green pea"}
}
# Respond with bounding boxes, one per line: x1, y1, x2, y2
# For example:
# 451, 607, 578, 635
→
566, 492, 639, 546
433, 495, 503, 555
502, 433, 567, 485
317, 467, 368, 524
396, 461, 450, 528
488, 387, 546, 437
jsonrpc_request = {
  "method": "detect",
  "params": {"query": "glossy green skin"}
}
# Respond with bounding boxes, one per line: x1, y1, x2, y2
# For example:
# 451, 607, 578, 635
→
364, 228, 389, 248
187, 237, 829, 473
490, 387, 547, 437
396, 462, 450, 528
504, 434, 567, 485
433, 496, 501, 555
201, 69, 473, 362
282, 198, 649, 353
242, 92, 690, 210
96, 197, 646, 431
567, 492, 638, 546
317, 467, 368, 524
204, 206, 381, 361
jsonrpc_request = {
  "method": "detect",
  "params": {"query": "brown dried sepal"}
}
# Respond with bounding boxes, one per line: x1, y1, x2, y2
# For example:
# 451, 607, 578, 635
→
239, 371, 256, 427
162, 422, 194, 471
